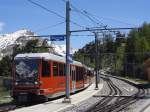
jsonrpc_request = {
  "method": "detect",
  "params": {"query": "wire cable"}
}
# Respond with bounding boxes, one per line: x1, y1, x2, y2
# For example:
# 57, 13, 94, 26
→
84, 11, 138, 27
70, 5, 106, 28
27, 0, 87, 29
63, 0, 137, 29
34, 21, 65, 32
27, 0, 65, 19
61, 0, 101, 29
71, 34, 94, 37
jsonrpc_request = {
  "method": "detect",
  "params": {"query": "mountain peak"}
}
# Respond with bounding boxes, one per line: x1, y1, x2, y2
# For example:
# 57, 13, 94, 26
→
0, 29, 36, 50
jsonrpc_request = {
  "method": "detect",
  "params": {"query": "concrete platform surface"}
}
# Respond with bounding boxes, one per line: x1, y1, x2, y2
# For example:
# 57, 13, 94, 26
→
142, 100, 150, 112
10, 83, 103, 112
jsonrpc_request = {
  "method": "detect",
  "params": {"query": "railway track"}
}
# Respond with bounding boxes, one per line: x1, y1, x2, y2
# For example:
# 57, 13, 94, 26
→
87, 75, 147, 112
91, 77, 122, 111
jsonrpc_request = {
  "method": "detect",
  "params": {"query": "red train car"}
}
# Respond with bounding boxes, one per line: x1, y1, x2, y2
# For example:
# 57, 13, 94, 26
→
12, 53, 91, 102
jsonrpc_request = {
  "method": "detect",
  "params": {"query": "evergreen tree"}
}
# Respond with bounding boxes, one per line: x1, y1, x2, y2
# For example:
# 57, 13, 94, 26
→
0, 56, 12, 76
125, 23, 150, 79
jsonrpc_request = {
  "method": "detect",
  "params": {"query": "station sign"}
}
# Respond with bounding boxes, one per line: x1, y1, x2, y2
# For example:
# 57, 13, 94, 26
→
67, 54, 73, 63
50, 35, 66, 41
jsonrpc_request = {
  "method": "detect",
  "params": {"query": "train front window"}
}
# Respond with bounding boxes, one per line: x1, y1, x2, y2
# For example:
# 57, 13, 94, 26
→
15, 59, 38, 84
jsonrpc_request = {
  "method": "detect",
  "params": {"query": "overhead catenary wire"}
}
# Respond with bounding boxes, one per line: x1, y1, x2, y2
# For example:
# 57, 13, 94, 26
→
61, 0, 116, 36
61, 0, 138, 35
70, 0, 137, 27
71, 8, 120, 34
19, 34, 96, 38
27, 0, 65, 19
28, 0, 134, 37
71, 34, 95, 37
34, 21, 65, 32
61, 0, 106, 30
27, 0, 87, 29
68, 2, 106, 28
28, 0, 113, 36
81, 10, 138, 27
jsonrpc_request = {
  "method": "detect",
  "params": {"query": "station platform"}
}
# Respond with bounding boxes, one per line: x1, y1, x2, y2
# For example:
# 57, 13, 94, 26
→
142, 99, 150, 112
10, 83, 103, 112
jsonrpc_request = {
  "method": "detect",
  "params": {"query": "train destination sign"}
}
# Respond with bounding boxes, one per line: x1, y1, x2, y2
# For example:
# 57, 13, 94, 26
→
50, 35, 66, 41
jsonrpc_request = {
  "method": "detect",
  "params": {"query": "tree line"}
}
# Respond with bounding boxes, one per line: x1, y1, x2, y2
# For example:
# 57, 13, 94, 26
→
74, 23, 150, 80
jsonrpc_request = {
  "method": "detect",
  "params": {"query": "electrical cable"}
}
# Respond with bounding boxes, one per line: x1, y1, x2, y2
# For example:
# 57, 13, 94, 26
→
84, 11, 138, 27
70, 5, 105, 28
27, 0, 65, 19
61, 0, 103, 29
71, 34, 94, 37
27, 0, 87, 29
34, 21, 65, 32
62, 0, 137, 35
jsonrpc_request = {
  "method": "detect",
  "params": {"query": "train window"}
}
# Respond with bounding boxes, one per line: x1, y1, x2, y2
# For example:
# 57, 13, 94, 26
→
42, 60, 50, 77
77, 67, 83, 81
59, 63, 64, 76
81, 68, 84, 80
76, 67, 79, 81
79, 67, 81, 80
53, 62, 58, 76
70, 65, 72, 76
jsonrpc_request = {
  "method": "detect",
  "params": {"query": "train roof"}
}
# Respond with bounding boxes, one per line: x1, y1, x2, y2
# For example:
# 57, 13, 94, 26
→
83, 64, 94, 71
15, 53, 83, 66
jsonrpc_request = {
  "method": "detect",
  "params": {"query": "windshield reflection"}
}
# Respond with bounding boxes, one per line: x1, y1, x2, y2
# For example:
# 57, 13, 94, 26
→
15, 59, 38, 84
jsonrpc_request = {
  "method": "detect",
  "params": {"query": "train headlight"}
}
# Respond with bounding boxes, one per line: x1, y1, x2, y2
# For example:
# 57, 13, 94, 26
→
15, 82, 18, 85
34, 81, 38, 85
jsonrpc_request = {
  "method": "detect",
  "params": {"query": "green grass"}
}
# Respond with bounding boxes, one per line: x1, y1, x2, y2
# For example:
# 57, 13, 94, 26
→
0, 82, 12, 104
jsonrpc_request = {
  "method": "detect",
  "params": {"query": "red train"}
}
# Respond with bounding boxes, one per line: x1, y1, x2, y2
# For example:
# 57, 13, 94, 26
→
12, 53, 93, 102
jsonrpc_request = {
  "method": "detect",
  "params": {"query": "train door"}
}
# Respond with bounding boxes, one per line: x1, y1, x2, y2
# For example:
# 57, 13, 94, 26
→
71, 66, 76, 93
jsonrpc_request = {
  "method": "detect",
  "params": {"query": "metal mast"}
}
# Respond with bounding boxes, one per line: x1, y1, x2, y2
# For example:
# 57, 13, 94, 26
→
63, 0, 71, 103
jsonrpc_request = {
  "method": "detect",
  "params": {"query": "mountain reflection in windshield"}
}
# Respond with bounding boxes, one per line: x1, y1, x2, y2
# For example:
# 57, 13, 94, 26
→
15, 59, 38, 84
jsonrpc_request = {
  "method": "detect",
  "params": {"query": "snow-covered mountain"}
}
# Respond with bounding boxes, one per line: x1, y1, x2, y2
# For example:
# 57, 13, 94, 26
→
0, 29, 36, 50
0, 29, 77, 59
50, 44, 77, 56
0, 29, 37, 59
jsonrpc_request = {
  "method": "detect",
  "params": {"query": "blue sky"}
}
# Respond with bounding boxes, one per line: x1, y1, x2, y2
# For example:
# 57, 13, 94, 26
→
0, 0, 150, 49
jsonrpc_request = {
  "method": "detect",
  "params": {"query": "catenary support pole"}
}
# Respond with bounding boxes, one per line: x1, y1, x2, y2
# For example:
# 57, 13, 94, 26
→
63, 0, 71, 103
94, 32, 99, 89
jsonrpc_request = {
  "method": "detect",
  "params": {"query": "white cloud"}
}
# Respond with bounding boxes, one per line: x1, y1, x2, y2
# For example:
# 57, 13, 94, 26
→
0, 22, 5, 32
